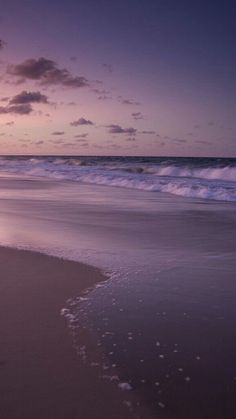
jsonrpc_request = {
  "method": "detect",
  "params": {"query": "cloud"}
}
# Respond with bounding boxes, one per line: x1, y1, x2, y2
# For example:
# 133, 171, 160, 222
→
75, 138, 88, 143
117, 96, 140, 105
51, 131, 65, 135
195, 140, 211, 145
92, 88, 109, 95
121, 99, 140, 105
74, 133, 88, 138
0, 40, 4, 50
10, 90, 48, 105
1, 97, 10, 102
6, 121, 14, 126
70, 117, 94, 126
102, 63, 113, 73
8, 57, 89, 88
98, 95, 112, 100
107, 124, 137, 135
141, 130, 155, 134
132, 112, 144, 120
173, 138, 187, 143
0, 104, 33, 114
35, 140, 44, 145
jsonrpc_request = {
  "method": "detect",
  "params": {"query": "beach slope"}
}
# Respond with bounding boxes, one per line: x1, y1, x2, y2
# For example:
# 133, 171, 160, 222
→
0, 247, 135, 419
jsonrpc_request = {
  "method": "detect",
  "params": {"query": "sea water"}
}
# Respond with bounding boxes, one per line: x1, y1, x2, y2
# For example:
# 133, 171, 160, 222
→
0, 156, 235, 418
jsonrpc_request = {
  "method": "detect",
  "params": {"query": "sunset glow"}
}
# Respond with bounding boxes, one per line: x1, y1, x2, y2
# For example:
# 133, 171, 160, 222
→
0, 0, 235, 156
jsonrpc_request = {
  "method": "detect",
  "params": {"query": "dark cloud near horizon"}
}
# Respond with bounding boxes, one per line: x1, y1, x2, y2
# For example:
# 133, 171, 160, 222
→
0, 40, 4, 50
70, 117, 94, 126
107, 124, 137, 135
6, 121, 14, 126
98, 95, 112, 101
74, 133, 88, 138
51, 131, 65, 135
173, 138, 187, 143
8, 57, 89, 88
141, 130, 155, 134
75, 138, 88, 143
0, 104, 33, 115
50, 138, 65, 144
195, 140, 211, 145
10, 90, 48, 105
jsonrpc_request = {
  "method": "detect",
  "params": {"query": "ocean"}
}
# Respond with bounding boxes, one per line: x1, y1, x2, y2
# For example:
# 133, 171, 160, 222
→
0, 155, 236, 201
0, 155, 236, 418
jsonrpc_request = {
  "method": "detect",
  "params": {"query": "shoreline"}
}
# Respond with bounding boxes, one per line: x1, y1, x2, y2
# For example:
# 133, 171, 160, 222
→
0, 246, 149, 419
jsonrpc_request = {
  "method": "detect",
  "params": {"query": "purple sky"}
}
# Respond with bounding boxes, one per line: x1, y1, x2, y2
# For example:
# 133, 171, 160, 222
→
0, 0, 235, 156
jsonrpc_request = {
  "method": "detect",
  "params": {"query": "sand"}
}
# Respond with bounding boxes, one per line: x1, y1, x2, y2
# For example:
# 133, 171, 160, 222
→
0, 246, 141, 419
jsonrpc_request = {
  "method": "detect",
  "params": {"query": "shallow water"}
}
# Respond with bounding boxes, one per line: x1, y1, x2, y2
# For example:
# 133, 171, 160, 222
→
0, 174, 236, 418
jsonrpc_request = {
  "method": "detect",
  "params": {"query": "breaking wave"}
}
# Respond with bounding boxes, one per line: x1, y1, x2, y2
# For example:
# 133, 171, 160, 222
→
0, 155, 236, 202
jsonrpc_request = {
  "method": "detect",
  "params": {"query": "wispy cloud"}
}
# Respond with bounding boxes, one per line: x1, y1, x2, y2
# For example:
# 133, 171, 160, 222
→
75, 138, 88, 143
141, 130, 155, 134
173, 138, 187, 143
70, 117, 94, 126
8, 57, 89, 88
98, 95, 112, 101
118, 96, 140, 105
121, 99, 140, 105
74, 133, 88, 138
102, 63, 113, 73
51, 131, 65, 136
132, 112, 144, 120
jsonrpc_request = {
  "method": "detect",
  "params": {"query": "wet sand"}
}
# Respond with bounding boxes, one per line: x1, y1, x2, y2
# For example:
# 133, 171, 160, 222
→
0, 247, 143, 419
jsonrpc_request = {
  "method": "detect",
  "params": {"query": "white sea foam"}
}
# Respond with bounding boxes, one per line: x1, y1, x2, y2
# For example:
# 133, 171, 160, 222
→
0, 156, 236, 202
118, 382, 132, 391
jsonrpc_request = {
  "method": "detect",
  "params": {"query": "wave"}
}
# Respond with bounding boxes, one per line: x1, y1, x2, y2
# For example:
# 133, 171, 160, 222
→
0, 156, 236, 202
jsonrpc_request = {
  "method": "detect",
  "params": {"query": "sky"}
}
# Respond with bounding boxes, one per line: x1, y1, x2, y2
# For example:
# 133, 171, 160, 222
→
0, 0, 235, 156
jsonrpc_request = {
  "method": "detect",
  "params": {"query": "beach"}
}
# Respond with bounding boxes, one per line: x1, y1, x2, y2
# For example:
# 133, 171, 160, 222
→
0, 245, 161, 419
0, 247, 144, 419
0, 157, 236, 418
